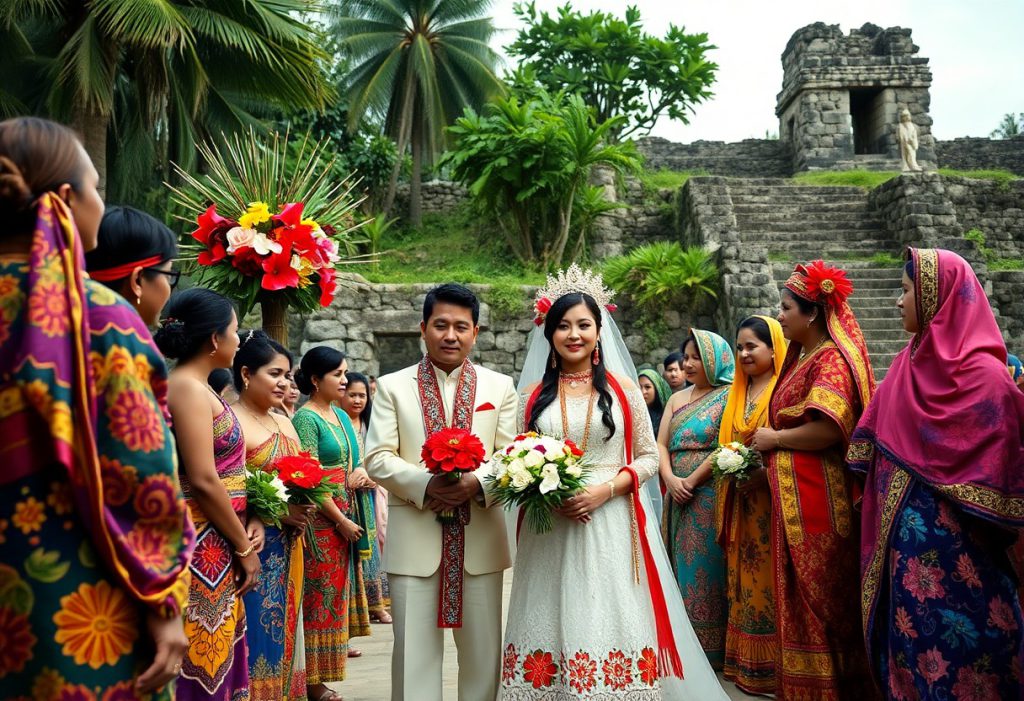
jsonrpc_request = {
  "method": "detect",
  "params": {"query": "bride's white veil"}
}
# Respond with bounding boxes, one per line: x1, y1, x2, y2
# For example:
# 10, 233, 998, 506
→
514, 308, 728, 700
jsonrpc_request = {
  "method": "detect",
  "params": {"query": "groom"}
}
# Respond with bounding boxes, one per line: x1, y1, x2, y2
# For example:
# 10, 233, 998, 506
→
364, 283, 517, 701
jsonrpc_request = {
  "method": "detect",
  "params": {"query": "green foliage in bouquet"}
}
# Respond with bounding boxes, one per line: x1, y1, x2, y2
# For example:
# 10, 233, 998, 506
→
168, 128, 369, 316
245, 469, 289, 528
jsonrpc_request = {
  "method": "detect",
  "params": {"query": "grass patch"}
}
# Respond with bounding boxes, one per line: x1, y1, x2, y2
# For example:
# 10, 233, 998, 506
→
938, 168, 1020, 188
989, 258, 1024, 271
639, 168, 706, 193
792, 170, 900, 189
360, 203, 546, 286
869, 251, 903, 266
768, 251, 793, 262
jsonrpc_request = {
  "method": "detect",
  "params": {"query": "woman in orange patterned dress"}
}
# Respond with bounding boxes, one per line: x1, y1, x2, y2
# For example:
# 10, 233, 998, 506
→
751, 261, 877, 701
233, 330, 314, 700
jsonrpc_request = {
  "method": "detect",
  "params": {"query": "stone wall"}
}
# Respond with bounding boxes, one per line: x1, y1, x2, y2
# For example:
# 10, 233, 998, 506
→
945, 178, 1024, 258
295, 275, 705, 381
635, 137, 792, 178
394, 180, 468, 216
936, 137, 1024, 175
990, 271, 1024, 352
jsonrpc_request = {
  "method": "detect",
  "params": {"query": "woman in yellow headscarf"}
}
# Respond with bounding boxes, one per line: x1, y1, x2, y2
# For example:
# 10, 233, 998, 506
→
716, 315, 786, 695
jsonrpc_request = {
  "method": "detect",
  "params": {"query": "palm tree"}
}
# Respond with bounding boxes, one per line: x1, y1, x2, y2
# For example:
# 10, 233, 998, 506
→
0, 0, 332, 199
332, 0, 503, 226
991, 112, 1024, 139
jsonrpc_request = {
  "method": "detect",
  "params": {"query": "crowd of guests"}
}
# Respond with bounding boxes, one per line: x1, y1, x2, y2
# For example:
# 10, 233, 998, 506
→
2, 114, 1023, 701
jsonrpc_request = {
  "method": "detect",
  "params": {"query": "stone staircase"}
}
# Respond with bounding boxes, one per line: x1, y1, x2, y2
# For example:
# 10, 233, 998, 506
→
727, 178, 910, 379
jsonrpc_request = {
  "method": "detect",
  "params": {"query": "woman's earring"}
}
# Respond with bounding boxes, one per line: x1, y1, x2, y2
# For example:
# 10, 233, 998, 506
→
592, 344, 601, 366
549, 351, 556, 369
136, 296, 142, 305
243, 379, 249, 390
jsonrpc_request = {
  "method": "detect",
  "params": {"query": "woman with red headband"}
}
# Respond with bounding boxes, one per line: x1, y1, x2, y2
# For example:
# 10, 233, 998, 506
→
85, 206, 179, 327
850, 249, 1024, 700
751, 260, 877, 700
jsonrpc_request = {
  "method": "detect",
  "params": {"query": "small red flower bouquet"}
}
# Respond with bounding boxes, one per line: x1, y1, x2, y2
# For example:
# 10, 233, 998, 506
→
421, 428, 486, 524
274, 451, 339, 559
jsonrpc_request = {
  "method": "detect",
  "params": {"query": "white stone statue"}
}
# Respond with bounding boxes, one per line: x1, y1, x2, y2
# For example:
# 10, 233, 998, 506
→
898, 108, 923, 172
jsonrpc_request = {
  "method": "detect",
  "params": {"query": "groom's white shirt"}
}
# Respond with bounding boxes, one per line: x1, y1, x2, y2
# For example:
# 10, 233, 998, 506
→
364, 359, 517, 577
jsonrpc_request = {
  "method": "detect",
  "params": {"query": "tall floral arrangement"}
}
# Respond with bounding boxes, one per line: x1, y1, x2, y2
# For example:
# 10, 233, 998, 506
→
169, 129, 367, 343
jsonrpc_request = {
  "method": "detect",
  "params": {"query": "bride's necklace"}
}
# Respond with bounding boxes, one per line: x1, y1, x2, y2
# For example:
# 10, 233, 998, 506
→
238, 399, 279, 435
559, 385, 595, 453
559, 369, 593, 389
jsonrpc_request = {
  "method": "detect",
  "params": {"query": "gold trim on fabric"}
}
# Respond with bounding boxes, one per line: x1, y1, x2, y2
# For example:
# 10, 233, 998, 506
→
932, 482, 1024, 521
860, 467, 910, 635
822, 456, 851, 538
915, 248, 940, 327
846, 440, 875, 463
827, 307, 875, 410
776, 385, 856, 438
774, 450, 803, 546
780, 647, 837, 677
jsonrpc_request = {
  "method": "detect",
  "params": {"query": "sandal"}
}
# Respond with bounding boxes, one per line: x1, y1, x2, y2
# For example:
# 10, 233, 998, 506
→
347, 648, 363, 658
308, 685, 343, 701
372, 610, 393, 624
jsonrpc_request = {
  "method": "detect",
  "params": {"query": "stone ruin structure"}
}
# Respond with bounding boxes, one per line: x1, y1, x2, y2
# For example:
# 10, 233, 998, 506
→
777, 22, 936, 172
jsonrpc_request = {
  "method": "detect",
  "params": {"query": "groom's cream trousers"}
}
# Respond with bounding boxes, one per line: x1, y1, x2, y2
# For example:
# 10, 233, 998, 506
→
365, 361, 517, 701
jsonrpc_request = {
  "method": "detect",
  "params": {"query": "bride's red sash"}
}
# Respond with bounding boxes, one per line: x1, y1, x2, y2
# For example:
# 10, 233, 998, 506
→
523, 374, 684, 679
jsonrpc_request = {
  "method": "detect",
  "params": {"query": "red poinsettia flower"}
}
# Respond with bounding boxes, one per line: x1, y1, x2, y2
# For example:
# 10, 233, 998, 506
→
279, 222, 317, 257
191, 204, 235, 266
273, 201, 304, 228
802, 259, 854, 305
275, 452, 324, 489
420, 428, 486, 475
318, 267, 337, 307
523, 650, 557, 689
231, 246, 262, 277
261, 249, 299, 291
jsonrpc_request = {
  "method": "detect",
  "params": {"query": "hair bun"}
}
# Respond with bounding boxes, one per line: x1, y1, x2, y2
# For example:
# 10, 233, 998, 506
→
0, 156, 34, 213
153, 318, 190, 359
293, 368, 314, 396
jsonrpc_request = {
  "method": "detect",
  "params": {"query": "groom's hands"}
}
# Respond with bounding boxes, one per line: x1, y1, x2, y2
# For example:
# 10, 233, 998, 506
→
424, 474, 482, 513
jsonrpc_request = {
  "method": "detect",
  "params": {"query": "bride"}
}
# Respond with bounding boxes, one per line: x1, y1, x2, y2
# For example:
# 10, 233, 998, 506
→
499, 266, 728, 700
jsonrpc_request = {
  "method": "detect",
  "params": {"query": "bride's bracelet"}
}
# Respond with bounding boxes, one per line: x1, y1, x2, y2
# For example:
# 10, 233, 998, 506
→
606, 480, 615, 500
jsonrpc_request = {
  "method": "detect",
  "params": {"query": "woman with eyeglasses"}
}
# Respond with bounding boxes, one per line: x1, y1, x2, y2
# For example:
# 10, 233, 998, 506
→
85, 205, 180, 327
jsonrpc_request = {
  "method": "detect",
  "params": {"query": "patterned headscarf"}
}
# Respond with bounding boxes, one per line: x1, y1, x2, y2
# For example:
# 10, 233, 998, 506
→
688, 328, 735, 387
1009, 354, 1023, 382
784, 260, 875, 411
718, 315, 787, 445
638, 368, 672, 406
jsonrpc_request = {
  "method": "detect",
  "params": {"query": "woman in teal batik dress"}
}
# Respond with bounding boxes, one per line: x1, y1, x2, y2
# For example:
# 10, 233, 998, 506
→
658, 329, 735, 669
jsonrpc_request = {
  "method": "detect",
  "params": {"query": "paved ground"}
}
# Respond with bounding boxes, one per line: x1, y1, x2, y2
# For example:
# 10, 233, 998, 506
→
330, 571, 759, 700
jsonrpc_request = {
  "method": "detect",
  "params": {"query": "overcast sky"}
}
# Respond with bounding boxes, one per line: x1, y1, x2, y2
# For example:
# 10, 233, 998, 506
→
488, 0, 1024, 142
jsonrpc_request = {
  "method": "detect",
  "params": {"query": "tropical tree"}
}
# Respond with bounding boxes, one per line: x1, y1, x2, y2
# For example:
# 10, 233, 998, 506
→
991, 113, 1024, 139
0, 0, 332, 201
507, 2, 717, 142
332, 0, 504, 226
441, 91, 641, 269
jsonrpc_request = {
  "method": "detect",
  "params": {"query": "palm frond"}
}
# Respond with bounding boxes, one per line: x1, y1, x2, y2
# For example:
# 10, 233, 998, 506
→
91, 0, 191, 49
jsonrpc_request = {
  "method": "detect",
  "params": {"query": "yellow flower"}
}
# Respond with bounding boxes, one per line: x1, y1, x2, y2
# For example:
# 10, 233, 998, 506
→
238, 201, 271, 230
301, 217, 321, 232
12, 497, 46, 534
53, 581, 138, 668
31, 667, 66, 701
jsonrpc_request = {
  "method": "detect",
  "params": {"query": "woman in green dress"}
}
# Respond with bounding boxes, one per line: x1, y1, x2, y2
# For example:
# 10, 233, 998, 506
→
292, 347, 366, 701
658, 329, 735, 669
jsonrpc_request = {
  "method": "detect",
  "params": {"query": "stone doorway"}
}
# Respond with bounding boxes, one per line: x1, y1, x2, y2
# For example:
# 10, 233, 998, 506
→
850, 87, 890, 155
375, 333, 423, 376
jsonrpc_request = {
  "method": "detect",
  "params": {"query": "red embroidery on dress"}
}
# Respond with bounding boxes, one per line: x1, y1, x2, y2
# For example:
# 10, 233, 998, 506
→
602, 650, 634, 690
523, 650, 558, 689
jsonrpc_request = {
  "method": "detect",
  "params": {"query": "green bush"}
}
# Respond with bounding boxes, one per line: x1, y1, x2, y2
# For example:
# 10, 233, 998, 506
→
791, 171, 899, 189
604, 242, 718, 311
639, 168, 706, 193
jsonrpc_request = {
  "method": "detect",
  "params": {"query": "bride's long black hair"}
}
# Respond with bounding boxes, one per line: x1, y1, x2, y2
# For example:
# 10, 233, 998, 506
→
527, 293, 616, 441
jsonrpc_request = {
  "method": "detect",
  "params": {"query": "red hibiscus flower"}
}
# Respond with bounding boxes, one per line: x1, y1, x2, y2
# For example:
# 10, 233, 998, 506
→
273, 201, 304, 228
637, 647, 659, 686
502, 644, 519, 683
916, 646, 950, 686
602, 650, 633, 691
522, 650, 557, 689
191, 205, 235, 266
276, 452, 325, 489
318, 267, 337, 307
420, 428, 486, 475
801, 259, 854, 305
567, 651, 597, 693
902, 556, 946, 603
261, 248, 300, 291
533, 297, 552, 325
231, 246, 263, 277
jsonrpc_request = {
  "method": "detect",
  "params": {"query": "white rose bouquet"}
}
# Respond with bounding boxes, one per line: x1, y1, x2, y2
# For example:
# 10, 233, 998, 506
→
486, 431, 592, 534
711, 441, 761, 482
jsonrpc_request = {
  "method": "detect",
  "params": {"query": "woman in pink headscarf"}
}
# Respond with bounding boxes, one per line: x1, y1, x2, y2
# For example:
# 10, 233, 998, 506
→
849, 248, 1024, 700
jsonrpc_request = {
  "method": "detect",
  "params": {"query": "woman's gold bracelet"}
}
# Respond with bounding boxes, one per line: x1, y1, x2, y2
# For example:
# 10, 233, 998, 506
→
607, 480, 616, 499
235, 543, 256, 558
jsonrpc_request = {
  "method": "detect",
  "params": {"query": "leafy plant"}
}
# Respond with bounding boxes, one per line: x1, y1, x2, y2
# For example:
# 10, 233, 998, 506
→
639, 168, 706, 195
870, 252, 903, 267
332, 0, 504, 225
485, 280, 528, 320
990, 112, 1024, 139
359, 213, 399, 271
507, 3, 717, 142
964, 229, 995, 263
442, 90, 641, 269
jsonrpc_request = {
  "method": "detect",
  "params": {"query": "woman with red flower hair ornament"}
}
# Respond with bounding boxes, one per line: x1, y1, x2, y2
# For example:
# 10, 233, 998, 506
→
849, 249, 1024, 701
232, 331, 314, 700
751, 260, 877, 700
0, 116, 192, 699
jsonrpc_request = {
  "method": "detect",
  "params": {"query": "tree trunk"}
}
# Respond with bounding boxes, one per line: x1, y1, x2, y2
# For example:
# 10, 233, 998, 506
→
261, 297, 288, 346
72, 106, 109, 198
382, 78, 417, 217
409, 124, 423, 227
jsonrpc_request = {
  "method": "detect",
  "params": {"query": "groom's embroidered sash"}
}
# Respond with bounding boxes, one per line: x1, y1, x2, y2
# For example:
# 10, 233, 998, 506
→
417, 354, 477, 628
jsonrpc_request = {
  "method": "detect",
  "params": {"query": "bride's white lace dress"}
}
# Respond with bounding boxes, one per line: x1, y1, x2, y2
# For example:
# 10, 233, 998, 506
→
499, 382, 728, 700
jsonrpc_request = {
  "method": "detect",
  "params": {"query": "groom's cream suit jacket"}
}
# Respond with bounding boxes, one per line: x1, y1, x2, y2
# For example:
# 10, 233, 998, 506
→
364, 361, 517, 578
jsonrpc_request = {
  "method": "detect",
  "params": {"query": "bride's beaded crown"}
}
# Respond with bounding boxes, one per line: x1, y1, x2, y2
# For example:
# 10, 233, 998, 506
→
533, 264, 616, 326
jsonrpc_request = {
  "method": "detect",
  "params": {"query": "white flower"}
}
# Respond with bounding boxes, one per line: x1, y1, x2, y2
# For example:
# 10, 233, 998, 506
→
226, 226, 257, 253
716, 449, 744, 471
523, 449, 546, 469
565, 463, 583, 479
538, 464, 562, 495
251, 231, 282, 256
508, 458, 526, 474
538, 436, 562, 455
269, 475, 288, 501
511, 468, 533, 491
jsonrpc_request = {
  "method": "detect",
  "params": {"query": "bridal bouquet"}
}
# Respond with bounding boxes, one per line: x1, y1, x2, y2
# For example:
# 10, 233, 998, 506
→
421, 427, 487, 524
274, 451, 342, 559
486, 432, 592, 535
711, 441, 761, 482
245, 468, 289, 528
